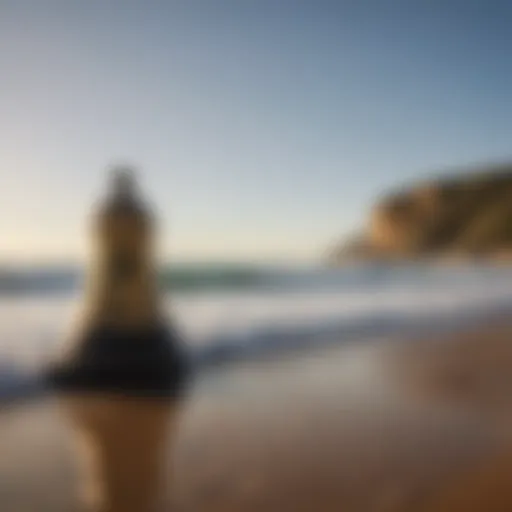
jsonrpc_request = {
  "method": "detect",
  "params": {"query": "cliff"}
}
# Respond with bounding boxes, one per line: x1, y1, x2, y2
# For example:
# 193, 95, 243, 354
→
329, 165, 512, 263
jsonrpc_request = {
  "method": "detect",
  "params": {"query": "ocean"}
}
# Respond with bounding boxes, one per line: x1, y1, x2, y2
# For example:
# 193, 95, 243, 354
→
1, 263, 512, 401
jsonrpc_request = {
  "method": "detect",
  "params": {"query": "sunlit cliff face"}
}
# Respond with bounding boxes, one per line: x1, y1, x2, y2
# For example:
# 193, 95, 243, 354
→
369, 185, 444, 256
370, 198, 416, 255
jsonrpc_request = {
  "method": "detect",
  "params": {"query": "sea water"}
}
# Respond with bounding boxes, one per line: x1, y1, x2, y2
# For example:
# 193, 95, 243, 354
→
1, 263, 512, 400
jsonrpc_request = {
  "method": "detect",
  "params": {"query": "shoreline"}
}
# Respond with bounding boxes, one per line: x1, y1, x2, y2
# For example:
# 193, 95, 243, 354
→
2, 297, 512, 408
2, 316, 512, 510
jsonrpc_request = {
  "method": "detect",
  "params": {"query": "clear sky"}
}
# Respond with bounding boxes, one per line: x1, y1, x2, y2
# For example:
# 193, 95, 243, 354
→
1, 0, 512, 264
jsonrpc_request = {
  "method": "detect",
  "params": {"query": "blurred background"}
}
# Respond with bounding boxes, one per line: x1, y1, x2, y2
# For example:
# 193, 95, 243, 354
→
1, 0, 512, 399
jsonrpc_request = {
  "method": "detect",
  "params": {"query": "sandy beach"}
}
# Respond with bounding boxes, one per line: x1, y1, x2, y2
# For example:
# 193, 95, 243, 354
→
2, 319, 512, 511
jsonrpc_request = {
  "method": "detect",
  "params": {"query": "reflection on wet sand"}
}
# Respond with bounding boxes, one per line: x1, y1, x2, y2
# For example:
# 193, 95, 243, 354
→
56, 394, 180, 512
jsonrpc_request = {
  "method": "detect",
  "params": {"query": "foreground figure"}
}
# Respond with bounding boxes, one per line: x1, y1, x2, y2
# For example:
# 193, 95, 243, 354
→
46, 168, 187, 511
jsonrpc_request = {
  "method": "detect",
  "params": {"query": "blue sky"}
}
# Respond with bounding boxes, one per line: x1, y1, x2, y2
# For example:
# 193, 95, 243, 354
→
1, 1, 512, 263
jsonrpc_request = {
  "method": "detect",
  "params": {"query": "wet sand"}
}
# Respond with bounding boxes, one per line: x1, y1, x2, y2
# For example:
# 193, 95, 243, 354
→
2, 321, 512, 511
